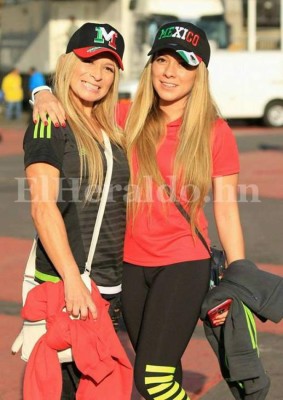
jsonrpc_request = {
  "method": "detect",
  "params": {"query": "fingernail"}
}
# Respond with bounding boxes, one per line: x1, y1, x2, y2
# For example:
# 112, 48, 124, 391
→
44, 121, 48, 127
61, 122, 66, 128
33, 119, 37, 124
54, 122, 59, 128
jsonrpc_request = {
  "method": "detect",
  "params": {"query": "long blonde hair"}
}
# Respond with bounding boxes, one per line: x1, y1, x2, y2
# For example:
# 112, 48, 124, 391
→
125, 60, 219, 232
53, 52, 123, 201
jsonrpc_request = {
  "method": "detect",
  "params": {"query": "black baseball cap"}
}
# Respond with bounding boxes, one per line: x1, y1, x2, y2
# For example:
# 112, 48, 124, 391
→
66, 23, 124, 70
148, 21, 210, 67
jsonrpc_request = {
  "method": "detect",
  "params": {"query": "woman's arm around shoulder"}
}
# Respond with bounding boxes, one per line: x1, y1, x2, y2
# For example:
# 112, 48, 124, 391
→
32, 88, 66, 127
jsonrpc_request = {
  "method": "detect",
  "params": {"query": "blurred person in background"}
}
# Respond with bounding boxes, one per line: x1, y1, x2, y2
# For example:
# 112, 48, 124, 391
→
0, 89, 4, 115
28, 66, 46, 94
1, 67, 23, 120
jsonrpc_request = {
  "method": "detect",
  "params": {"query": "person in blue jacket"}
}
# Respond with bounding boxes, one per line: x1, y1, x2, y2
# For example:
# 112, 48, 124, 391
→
28, 67, 46, 94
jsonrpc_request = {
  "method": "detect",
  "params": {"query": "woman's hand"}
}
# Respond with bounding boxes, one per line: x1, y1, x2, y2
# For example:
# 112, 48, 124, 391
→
207, 298, 232, 327
210, 310, 229, 326
33, 90, 66, 127
64, 274, 97, 320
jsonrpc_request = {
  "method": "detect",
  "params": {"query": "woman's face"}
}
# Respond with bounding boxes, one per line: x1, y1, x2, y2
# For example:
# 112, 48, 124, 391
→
70, 54, 116, 113
151, 50, 198, 110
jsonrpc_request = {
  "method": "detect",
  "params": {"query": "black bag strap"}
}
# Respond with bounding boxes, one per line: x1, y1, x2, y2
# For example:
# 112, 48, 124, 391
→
164, 185, 212, 257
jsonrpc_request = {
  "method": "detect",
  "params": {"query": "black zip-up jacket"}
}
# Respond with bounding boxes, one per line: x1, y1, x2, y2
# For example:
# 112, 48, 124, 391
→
200, 259, 283, 399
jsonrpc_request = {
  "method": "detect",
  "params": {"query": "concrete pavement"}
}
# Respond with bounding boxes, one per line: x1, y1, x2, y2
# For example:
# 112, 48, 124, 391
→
0, 113, 282, 399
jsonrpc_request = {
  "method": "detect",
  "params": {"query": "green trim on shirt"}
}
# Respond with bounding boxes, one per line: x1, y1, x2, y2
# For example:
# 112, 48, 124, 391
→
35, 269, 61, 283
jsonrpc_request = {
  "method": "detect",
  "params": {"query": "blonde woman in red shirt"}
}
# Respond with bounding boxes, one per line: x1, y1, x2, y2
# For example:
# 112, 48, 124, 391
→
122, 22, 244, 400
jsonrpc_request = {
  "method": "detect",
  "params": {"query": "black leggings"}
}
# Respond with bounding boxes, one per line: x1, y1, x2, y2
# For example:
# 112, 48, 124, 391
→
122, 259, 210, 400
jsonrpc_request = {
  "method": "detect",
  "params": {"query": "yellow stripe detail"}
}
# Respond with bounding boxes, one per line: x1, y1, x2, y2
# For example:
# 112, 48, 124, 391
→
155, 382, 180, 400
35, 269, 61, 283
46, 117, 51, 138
145, 375, 174, 384
33, 121, 39, 138
148, 383, 172, 395
39, 121, 45, 138
146, 365, 176, 374
174, 389, 189, 400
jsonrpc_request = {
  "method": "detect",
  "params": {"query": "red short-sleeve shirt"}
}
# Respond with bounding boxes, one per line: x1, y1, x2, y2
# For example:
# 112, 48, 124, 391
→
123, 116, 240, 266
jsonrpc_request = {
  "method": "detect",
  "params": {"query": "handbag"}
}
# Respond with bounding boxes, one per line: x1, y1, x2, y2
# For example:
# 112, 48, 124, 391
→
165, 186, 226, 289
11, 130, 113, 362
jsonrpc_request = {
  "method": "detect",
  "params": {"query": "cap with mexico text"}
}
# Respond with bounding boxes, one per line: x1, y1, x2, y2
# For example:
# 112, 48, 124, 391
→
66, 22, 124, 70
148, 21, 210, 67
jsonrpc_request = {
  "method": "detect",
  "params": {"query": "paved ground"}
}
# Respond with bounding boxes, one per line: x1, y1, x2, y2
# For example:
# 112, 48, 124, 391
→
0, 113, 282, 399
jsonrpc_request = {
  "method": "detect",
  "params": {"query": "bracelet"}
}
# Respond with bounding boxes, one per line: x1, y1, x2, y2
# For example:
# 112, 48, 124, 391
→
31, 85, 52, 104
